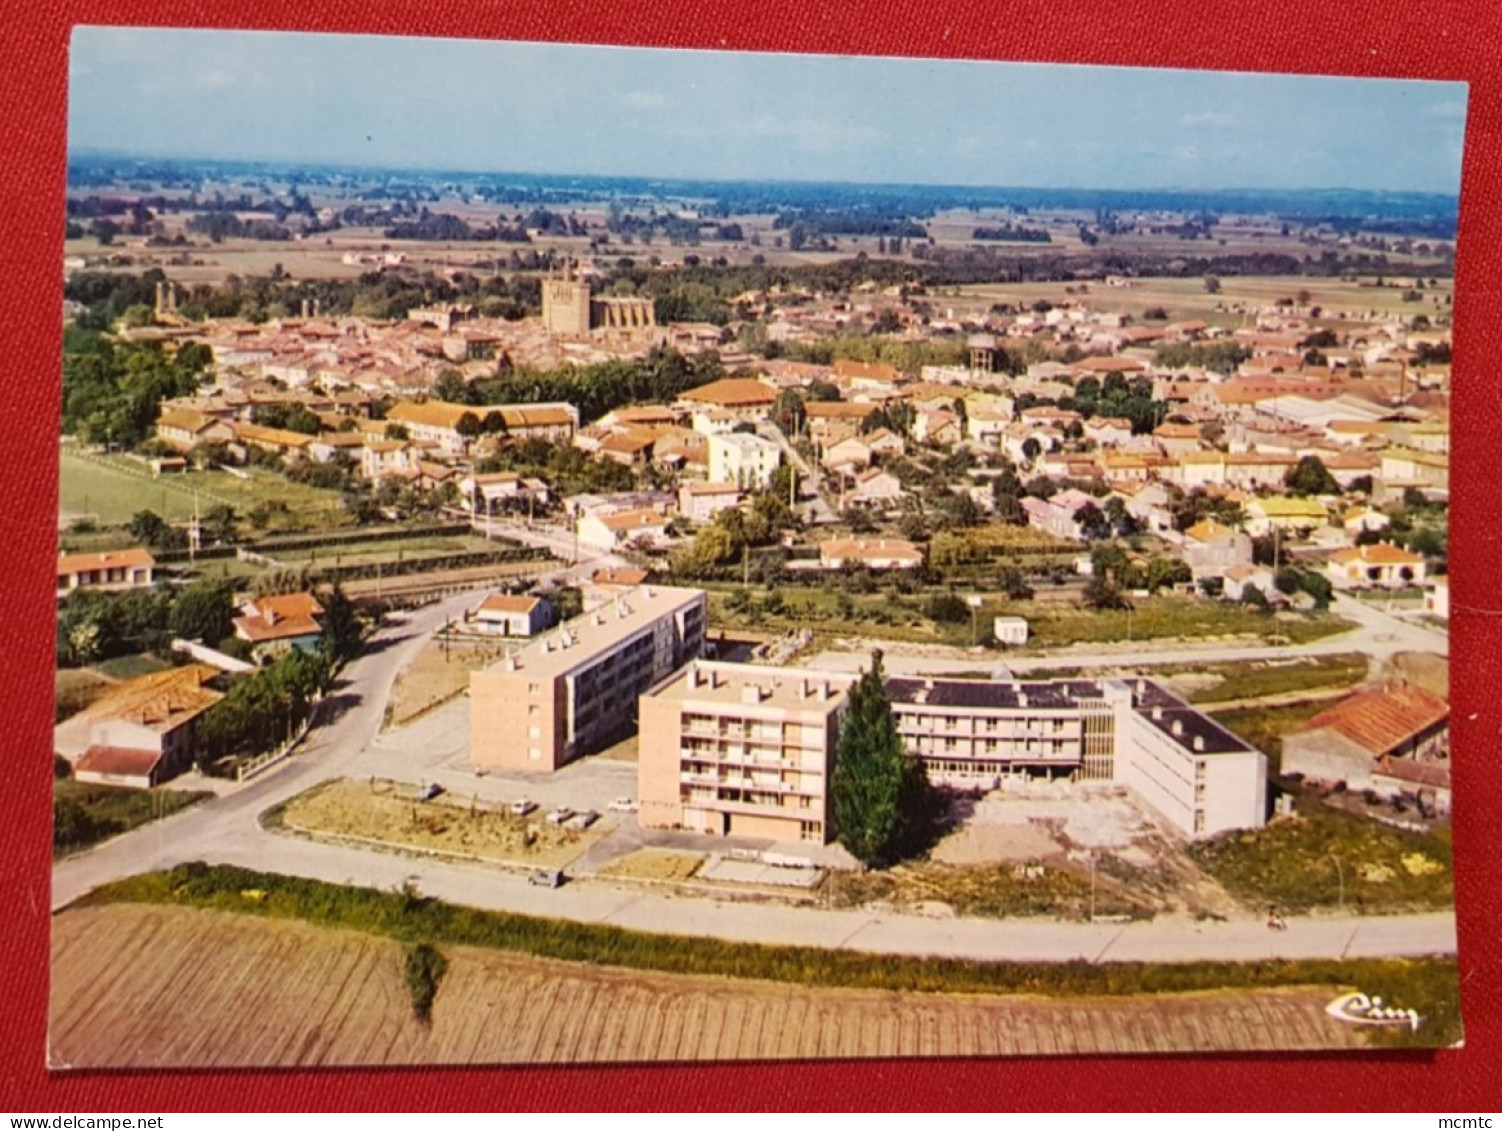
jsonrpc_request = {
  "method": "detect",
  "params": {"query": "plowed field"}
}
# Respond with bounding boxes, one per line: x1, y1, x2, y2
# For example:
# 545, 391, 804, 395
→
50, 905, 1369, 1067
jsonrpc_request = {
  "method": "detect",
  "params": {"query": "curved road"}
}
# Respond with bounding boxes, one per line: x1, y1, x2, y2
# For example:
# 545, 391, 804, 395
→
50, 591, 1458, 965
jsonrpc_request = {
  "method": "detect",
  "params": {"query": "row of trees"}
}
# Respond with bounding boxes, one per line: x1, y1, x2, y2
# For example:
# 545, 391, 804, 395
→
56, 581, 238, 667
195, 647, 330, 762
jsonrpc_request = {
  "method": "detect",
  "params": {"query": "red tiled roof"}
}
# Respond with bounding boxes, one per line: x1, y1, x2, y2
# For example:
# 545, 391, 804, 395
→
75, 746, 163, 778
1293, 683, 1449, 757
254, 593, 324, 621
233, 613, 323, 643
478, 594, 541, 615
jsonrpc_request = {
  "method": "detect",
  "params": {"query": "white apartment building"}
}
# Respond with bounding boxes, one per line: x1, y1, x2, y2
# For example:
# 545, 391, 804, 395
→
885, 677, 1266, 839
707, 431, 782, 490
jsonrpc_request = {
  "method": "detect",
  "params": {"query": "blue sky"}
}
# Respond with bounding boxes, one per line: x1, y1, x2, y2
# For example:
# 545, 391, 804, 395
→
68, 27, 1468, 194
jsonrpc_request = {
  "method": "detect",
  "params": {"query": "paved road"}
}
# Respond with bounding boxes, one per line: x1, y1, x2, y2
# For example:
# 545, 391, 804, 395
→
55, 815, 1459, 963
49, 587, 1457, 964
756, 420, 837, 525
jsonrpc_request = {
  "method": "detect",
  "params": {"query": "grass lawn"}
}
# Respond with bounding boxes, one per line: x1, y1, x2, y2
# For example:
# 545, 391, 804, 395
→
273, 534, 501, 569
387, 639, 512, 728
53, 779, 213, 857
1210, 699, 1333, 769
59, 449, 350, 532
1188, 803, 1453, 915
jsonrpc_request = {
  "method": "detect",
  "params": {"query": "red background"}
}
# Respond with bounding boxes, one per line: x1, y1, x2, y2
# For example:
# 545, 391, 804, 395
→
3, 0, 1499, 1112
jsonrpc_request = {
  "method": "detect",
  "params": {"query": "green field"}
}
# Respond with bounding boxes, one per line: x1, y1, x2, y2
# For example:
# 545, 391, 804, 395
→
271, 533, 501, 569
59, 449, 350, 531
91, 653, 172, 680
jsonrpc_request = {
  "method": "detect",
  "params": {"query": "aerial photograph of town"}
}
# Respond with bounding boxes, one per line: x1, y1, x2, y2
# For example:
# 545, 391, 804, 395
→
50, 27, 1463, 1065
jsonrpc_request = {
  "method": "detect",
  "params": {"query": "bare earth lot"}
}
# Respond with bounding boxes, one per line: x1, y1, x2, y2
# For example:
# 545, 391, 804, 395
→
50, 904, 1367, 1067
277, 778, 603, 870
386, 639, 509, 727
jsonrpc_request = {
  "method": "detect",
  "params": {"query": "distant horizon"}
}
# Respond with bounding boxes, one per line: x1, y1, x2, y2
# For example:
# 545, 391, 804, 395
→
66, 147, 1463, 205
69, 28, 1468, 196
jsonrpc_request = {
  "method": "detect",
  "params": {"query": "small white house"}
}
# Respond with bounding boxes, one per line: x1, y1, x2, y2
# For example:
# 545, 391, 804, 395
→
470, 594, 554, 637
992, 616, 1029, 645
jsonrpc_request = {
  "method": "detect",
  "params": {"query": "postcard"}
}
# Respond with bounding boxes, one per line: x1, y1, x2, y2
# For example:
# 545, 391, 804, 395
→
50, 27, 1462, 1066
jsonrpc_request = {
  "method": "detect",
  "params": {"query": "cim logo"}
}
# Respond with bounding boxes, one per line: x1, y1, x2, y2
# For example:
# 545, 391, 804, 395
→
1324, 991, 1422, 1031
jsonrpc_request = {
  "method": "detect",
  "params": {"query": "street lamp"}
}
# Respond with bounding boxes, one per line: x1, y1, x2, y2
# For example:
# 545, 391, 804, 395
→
1328, 852, 1345, 913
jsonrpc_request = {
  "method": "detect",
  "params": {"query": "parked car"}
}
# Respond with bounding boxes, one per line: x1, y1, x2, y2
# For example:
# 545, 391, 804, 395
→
416, 782, 444, 802
527, 869, 564, 888
546, 806, 573, 826
509, 798, 537, 816
565, 810, 598, 831
607, 797, 639, 813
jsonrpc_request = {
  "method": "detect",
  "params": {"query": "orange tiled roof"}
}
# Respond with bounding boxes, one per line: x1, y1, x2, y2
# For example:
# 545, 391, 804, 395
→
75, 746, 163, 777
58, 548, 154, 575
1293, 683, 1448, 757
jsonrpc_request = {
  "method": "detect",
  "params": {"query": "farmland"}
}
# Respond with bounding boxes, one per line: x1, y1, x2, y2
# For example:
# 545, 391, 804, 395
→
50, 903, 1375, 1066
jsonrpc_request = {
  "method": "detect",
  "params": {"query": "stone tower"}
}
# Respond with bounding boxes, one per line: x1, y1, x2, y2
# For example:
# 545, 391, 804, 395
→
541, 260, 592, 336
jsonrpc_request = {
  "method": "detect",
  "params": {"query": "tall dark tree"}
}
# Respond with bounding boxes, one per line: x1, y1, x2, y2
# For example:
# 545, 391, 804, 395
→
318, 583, 363, 666
830, 651, 928, 867
169, 582, 234, 646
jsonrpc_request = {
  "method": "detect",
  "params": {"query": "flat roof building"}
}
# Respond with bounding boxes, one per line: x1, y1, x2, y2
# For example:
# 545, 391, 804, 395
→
639, 661, 857, 842
470, 585, 707, 772
884, 676, 1265, 839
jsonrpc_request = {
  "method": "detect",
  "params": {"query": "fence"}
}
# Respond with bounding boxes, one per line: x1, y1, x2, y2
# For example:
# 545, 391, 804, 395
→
235, 698, 321, 783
